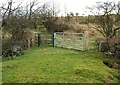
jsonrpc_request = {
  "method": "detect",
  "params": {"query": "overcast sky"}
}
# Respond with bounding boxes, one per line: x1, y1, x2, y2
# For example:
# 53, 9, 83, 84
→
0, 0, 119, 16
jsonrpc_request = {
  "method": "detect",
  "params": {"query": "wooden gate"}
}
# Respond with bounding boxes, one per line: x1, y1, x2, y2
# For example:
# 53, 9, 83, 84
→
53, 32, 88, 51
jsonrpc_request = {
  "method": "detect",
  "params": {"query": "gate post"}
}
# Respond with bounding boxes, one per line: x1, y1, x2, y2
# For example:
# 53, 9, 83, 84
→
83, 31, 88, 50
53, 33, 56, 47
38, 34, 41, 47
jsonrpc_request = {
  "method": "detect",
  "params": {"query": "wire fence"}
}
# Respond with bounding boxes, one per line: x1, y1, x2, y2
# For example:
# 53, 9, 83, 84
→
34, 33, 53, 46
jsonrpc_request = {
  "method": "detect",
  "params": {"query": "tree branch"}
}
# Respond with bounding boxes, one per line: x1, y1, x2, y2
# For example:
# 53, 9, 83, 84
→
110, 27, 120, 38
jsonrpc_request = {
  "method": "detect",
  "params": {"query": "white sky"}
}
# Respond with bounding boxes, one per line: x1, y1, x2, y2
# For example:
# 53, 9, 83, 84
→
0, 0, 119, 16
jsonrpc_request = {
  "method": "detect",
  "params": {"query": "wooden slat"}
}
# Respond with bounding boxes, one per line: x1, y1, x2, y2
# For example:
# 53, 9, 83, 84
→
54, 32, 85, 50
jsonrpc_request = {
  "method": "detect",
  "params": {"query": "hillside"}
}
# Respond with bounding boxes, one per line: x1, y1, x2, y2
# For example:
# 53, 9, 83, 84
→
2, 46, 119, 83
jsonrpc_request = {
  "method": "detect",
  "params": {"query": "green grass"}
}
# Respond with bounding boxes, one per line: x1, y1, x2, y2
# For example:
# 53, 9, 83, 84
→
0, 59, 2, 84
2, 46, 119, 83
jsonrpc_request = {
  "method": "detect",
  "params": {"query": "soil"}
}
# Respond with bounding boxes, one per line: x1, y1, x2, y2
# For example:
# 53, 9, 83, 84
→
103, 61, 120, 69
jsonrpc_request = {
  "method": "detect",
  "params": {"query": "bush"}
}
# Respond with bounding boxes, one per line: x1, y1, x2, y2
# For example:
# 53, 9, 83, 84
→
95, 34, 120, 59
109, 43, 120, 59
100, 41, 110, 52
94, 37, 104, 51
2, 42, 24, 58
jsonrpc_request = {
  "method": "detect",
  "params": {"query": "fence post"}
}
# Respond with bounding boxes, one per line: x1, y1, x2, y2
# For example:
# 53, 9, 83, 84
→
83, 31, 88, 50
53, 33, 56, 47
28, 39, 30, 49
38, 33, 41, 47
62, 32, 64, 47
82, 33, 84, 51
0, 26, 2, 58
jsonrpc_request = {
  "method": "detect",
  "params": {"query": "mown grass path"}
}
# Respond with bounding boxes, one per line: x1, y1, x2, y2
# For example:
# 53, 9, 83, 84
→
2, 46, 119, 83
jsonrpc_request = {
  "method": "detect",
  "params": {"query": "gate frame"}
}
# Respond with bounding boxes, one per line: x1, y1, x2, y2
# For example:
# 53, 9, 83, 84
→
53, 31, 88, 51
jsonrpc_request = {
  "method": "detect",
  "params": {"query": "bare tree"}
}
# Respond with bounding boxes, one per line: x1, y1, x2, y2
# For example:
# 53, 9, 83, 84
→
0, 0, 40, 57
88, 1, 120, 39
87, 1, 120, 53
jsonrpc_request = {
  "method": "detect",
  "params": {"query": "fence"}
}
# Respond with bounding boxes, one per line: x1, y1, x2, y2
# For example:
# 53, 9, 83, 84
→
35, 31, 88, 51
34, 33, 53, 46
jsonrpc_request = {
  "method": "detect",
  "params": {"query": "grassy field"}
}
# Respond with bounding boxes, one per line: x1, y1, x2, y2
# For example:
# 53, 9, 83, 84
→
2, 46, 119, 83
0, 60, 2, 84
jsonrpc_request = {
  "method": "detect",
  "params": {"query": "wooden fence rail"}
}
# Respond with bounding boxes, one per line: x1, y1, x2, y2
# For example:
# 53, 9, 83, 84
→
53, 32, 88, 51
